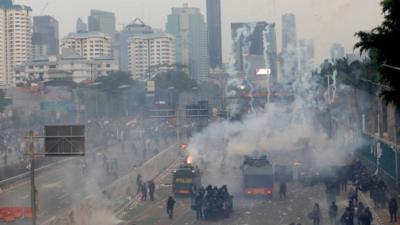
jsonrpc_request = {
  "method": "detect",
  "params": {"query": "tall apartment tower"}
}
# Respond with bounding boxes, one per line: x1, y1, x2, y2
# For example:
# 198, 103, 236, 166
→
88, 9, 116, 37
127, 31, 175, 80
166, 3, 209, 82
61, 32, 112, 60
299, 39, 315, 74
32, 16, 59, 58
118, 18, 154, 72
0, 0, 32, 86
206, 0, 222, 69
281, 13, 298, 83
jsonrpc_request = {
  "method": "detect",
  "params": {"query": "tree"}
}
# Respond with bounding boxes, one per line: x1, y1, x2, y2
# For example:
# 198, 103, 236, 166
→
0, 89, 11, 112
355, 0, 400, 105
94, 71, 137, 95
91, 71, 146, 116
154, 68, 197, 94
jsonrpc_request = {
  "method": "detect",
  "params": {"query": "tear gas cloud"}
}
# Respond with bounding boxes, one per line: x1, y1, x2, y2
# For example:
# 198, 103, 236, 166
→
187, 24, 361, 191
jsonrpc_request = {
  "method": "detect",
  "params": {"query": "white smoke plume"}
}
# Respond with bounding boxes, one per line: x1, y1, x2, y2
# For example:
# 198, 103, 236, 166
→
188, 65, 360, 192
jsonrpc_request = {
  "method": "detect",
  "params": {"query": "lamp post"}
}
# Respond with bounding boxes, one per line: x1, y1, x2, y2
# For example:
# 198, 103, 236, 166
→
89, 82, 102, 118
119, 84, 130, 117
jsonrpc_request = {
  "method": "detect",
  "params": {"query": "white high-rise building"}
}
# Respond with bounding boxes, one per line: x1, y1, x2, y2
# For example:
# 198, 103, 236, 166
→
0, 0, 32, 86
127, 31, 175, 80
61, 32, 112, 60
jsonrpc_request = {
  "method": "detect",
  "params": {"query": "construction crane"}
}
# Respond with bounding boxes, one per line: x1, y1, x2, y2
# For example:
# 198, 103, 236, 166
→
40, 2, 49, 15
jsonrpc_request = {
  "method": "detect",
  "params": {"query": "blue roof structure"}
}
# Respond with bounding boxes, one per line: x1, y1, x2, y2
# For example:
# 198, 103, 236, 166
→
0, 0, 31, 10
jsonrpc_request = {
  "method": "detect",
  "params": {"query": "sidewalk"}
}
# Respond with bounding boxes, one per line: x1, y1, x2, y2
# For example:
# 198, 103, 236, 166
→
358, 189, 400, 225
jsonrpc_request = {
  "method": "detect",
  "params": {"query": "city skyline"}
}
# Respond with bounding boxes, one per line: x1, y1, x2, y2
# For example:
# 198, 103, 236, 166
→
16, 0, 382, 64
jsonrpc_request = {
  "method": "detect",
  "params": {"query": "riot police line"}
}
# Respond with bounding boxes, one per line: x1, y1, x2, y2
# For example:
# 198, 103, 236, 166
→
190, 184, 233, 220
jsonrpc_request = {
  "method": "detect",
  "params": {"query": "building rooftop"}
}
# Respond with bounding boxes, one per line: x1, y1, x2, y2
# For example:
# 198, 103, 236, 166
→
123, 18, 153, 33
128, 31, 174, 41
65, 31, 111, 39
93, 55, 114, 60
0, 0, 31, 10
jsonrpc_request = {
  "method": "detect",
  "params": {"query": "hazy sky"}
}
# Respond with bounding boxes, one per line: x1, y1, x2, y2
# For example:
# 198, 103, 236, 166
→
20, 0, 383, 64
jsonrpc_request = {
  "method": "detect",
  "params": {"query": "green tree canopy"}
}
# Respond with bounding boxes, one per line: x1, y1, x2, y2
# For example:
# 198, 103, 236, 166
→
355, 0, 400, 105
0, 89, 11, 112
154, 68, 197, 93
94, 71, 140, 95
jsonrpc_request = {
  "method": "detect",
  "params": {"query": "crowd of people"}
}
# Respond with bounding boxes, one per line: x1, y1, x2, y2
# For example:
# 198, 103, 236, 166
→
306, 159, 399, 225
136, 174, 156, 202
191, 184, 233, 220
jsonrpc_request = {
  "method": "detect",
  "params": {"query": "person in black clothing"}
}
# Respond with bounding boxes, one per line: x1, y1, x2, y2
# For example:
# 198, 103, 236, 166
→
136, 174, 142, 194
194, 193, 203, 220
166, 196, 176, 219
356, 202, 364, 225
148, 180, 156, 201
389, 197, 398, 222
310, 203, 321, 225
340, 207, 354, 225
141, 183, 148, 201
329, 201, 338, 225
359, 207, 373, 225
279, 182, 287, 200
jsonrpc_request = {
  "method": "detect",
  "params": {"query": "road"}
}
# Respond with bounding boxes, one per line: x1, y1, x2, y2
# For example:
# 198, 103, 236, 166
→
118, 159, 383, 225
119, 180, 335, 225
0, 133, 174, 225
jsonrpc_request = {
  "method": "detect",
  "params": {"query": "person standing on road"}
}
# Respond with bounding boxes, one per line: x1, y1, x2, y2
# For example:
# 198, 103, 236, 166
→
194, 193, 203, 220
136, 174, 142, 194
148, 180, 155, 201
356, 202, 364, 225
166, 196, 176, 219
359, 207, 373, 225
279, 181, 287, 200
329, 201, 338, 225
309, 203, 321, 225
389, 197, 398, 222
141, 183, 148, 201
340, 207, 354, 225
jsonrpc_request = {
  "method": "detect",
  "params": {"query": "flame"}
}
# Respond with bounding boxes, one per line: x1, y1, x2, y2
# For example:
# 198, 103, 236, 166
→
186, 155, 193, 164
293, 160, 302, 166
180, 143, 188, 150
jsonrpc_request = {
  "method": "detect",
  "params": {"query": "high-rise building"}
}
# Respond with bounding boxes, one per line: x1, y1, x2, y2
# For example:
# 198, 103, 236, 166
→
118, 18, 153, 72
299, 39, 315, 74
88, 9, 116, 37
61, 32, 112, 60
32, 16, 59, 58
166, 3, 209, 82
0, 0, 32, 86
330, 43, 345, 60
281, 13, 298, 83
76, 18, 87, 33
127, 31, 175, 80
32, 33, 48, 59
231, 22, 278, 82
206, 0, 222, 69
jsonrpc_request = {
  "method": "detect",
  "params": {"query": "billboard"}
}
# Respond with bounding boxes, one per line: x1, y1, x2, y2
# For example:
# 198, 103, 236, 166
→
45, 125, 85, 156
256, 68, 271, 76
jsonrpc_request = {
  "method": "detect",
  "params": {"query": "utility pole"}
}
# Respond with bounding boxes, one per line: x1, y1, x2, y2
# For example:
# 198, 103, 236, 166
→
28, 130, 37, 225
176, 99, 180, 144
